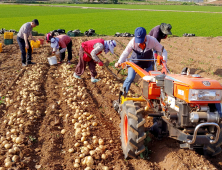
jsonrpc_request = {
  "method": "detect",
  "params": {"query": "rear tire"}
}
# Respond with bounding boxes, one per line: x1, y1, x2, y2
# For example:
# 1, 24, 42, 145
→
120, 100, 146, 159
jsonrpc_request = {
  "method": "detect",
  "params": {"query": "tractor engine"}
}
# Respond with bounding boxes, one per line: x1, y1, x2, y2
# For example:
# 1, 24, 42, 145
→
165, 99, 220, 128
154, 73, 222, 128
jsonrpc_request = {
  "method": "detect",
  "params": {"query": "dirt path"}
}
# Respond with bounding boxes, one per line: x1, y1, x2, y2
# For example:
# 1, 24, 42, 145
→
0, 36, 222, 169
2, 3, 222, 14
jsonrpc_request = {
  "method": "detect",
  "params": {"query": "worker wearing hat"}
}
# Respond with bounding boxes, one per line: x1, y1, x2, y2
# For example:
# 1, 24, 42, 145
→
17, 19, 39, 67
50, 35, 72, 64
149, 23, 172, 63
115, 27, 166, 94
74, 39, 116, 83
45, 31, 55, 43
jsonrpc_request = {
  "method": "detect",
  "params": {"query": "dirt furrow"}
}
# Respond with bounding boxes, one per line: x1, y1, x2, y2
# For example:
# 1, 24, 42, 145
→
1, 35, 222, 169
37, 64, 66, 170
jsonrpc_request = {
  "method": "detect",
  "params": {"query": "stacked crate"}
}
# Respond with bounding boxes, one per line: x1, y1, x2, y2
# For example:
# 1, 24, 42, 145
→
4, 32, 13, 45
32, 31, 38, 36
67, 31, 76, 37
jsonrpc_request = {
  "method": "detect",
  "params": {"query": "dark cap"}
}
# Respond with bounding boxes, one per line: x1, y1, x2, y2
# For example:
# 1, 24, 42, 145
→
32, 19, 39, 26
134, 27, 146, 43
160, 23, 172, 35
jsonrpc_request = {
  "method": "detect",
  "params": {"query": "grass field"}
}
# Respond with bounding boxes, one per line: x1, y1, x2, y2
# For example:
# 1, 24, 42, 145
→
0, 4, 222, 37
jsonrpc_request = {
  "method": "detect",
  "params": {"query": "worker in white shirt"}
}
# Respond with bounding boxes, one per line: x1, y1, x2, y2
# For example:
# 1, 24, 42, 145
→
115, 27, 166, 94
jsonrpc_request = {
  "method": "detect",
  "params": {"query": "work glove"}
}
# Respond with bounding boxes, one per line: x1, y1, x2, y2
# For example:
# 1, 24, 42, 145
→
154, 53, 158, 59
55, 51, 60, 55
115, 62, 121, 68
163, 35, 168, 39
98, 61, 103, 66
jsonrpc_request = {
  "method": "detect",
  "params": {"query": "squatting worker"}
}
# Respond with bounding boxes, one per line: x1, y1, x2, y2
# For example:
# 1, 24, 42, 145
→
17, 19, 39, 67
74, 39, 116, 83
115, 27, 166, 94
149, 23, 172, 62
50, 35, 72, 64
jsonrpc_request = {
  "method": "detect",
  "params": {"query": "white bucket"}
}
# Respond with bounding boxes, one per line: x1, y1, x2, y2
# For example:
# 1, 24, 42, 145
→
48, 56, 57, 65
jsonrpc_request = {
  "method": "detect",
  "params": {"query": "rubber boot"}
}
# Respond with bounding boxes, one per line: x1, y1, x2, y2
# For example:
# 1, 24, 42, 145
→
91, 77, 100, 83
73, 73, 81, 79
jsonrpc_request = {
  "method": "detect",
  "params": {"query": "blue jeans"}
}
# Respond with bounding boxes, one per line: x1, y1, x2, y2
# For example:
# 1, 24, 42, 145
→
17, 36, 32, 64
123, 65, 153, 94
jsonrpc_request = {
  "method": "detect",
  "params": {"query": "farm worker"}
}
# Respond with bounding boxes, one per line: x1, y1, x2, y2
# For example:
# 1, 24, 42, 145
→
17, 19, 39, 67
45, 31, 55, 43
149, 23, 172, 62
73, 39, 116, 83
115, 27, 166, 94
50, 35, 72, 64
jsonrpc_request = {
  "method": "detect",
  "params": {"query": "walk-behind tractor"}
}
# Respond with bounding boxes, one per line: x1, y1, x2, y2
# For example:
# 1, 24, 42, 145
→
113, 56, 222, 159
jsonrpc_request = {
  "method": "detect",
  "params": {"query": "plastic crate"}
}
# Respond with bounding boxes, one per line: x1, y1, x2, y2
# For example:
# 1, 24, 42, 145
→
67, 31, 76, 37
4, 32, 13, 39
4, 39, 13, 45
0, 43, 2, 53
31, 40, 40, 48
32, 31, 38, 36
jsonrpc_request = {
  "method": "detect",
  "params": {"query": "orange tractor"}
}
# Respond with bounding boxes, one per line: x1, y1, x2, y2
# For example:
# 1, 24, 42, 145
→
113, 56, 222, 159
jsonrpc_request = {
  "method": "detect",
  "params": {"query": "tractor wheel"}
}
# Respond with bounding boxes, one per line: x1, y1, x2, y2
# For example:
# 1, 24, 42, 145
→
120, 100, 146, 159
204, 130, 222, 157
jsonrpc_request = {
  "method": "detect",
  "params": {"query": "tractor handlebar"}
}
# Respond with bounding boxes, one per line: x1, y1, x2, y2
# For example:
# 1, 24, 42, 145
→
120, 55, 169, 74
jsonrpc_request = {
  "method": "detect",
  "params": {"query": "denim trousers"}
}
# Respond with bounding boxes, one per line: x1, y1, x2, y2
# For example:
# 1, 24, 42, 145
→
17, 36, 32, 63
123, 64, 153, 94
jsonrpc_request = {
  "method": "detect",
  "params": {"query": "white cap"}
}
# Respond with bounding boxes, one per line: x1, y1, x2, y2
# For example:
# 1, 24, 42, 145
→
106, 40, 116, 54
51, 37, 59, 48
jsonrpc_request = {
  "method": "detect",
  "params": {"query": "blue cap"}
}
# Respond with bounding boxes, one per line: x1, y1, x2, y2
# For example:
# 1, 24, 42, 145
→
134, 27, 146, 43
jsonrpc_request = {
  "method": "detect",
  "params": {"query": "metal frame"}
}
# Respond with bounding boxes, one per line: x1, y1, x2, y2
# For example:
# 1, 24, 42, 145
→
187, 122, 220, 144
162, 116, 221, 145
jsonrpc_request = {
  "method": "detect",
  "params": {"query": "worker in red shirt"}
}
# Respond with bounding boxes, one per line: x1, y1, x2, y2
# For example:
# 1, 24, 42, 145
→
50, 35, 72, 64
74, 39, 116, 83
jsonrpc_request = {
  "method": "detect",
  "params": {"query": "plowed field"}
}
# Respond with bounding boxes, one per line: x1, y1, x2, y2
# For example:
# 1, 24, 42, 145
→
0, 35, 222, 170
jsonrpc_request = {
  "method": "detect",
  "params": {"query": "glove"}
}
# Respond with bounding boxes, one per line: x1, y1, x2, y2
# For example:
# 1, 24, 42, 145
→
154, 53, 158, 59
115, 62, 121, 68
98, 61, 103, 66
55, 51, 60, 55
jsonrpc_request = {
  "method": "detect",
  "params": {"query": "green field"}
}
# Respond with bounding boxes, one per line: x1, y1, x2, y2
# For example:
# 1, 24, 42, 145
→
0, 4, 222, 37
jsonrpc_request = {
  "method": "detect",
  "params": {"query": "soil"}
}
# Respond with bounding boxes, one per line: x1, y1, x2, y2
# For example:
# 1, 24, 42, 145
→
0, 35, 222, 170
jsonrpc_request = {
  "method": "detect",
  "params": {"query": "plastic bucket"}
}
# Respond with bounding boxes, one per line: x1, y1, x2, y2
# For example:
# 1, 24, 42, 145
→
0, 43, 2, 53
38, 39, 44, 45
48, 56, 57, 65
